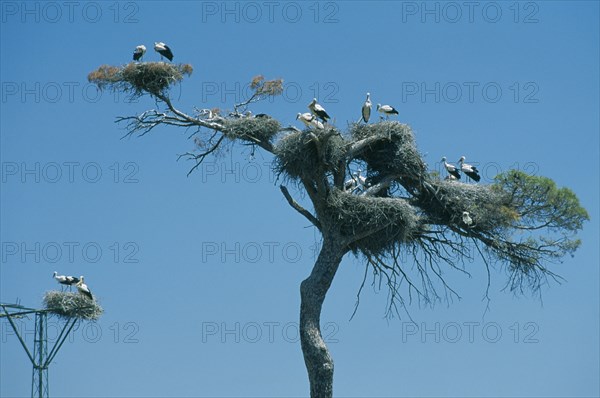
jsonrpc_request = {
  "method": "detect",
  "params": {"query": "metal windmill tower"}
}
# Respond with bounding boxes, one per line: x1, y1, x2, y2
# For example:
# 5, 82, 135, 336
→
1, 303, 78, 398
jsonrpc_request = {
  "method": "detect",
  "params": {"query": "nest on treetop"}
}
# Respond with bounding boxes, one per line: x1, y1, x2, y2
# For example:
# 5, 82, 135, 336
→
43, 291, 103, 321
274, 127, 346, 181
88, 62, 193, 96
350, 122, 428, 192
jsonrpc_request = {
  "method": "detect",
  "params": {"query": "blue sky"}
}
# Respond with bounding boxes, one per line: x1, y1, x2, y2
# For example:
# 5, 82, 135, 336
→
1, 1, 598, 397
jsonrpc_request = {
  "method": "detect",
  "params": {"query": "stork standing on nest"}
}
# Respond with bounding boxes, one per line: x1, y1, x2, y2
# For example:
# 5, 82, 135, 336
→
361, 93, 372, 123
53, 272, 80, 291
376, 103, 399, 120
441, 157, 461, 180
133, 45, 146, 61
308, 98, 330, 123
458, 156, 481, 182
154, 42, 174, 61
76, 276, 94, 300
344, 169, 368, 194
297, 112, 324, 129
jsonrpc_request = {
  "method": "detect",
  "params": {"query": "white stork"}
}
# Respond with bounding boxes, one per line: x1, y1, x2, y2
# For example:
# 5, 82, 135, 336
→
441, 157, 461, 180
296, 112, 324, 129
458, 156, 481, 182
344, 169, 367, 193
376, 103, 399, 120
361, 93, 372, 123
308, 98, 330, 123
154, 42, 174, 61
76, 276, 93, 300
462, 211, 473, 226
53, 272, 80, 291
133, 45, 146, 61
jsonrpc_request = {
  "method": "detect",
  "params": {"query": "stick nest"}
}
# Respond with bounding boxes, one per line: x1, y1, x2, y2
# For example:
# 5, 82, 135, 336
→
326, 189, 420, 254
88, 62, 193, 96
351, 122, 427, 185
43, 291, 103, 321
274, 128, 346, 181
423, 179, 517, 232
224, 117, 281, 144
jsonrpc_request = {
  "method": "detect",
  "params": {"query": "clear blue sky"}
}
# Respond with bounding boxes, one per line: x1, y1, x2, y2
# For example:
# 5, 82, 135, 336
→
1, 1, 598, 397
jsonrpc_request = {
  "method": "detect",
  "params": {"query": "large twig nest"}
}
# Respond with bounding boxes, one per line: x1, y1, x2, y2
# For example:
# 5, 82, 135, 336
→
88, 62, 193, 96
351, 122, 427, 186
274, 128, 346, 181
424, 180, 517, 232
43, 291, 103, 321
224, 117, 281, 144
326, 189, 420, 254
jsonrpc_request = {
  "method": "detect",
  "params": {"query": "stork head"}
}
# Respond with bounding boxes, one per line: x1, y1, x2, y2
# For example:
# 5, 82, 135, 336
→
441, 156, 447, 162
53, 271, 57, 277
79, 276, 85, 282
459, 156, 466, 163
296, 113, 301, 120
376, 104, 381, 110
462, 211, 469, 216
366, 92, 370, 99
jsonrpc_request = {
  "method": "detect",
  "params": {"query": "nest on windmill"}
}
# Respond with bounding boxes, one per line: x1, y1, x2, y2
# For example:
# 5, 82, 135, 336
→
223, 116, 281, 145
43, 291, 103, 321
88, 62, 193, 97
324, 189, 421, 254
350, 122, 428, 193
274, 127, 346, 182
420, 179, 517, 232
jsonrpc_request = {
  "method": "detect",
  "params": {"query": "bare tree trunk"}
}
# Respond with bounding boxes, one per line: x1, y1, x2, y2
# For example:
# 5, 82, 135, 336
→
300, 236, 346, 397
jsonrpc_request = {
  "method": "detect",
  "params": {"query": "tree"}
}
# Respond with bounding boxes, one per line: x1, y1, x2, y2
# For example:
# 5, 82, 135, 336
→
89, 62, 588, 397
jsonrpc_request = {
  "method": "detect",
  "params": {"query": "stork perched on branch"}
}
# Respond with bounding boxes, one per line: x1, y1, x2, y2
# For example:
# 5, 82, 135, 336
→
458, 156, 481, 182
53, 272, 80, 291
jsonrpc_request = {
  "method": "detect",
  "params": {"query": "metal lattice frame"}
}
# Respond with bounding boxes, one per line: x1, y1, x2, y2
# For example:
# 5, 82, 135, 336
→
1, 303, 78, 398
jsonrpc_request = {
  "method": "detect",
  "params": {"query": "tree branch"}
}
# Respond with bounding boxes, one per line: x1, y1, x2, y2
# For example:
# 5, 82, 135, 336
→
280, 185, 322, 230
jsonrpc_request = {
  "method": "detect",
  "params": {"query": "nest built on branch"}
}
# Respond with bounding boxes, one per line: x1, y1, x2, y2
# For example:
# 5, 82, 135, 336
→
43, 291, 103, 321
224, 116, 281, 144
88, 62, 193, 96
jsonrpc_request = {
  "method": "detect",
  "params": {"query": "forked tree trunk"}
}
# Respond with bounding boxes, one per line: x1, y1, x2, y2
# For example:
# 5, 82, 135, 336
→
300, 236, 346, 397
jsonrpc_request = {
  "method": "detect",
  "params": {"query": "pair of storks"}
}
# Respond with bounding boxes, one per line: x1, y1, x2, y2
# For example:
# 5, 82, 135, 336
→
53, 272, 93, 300
442, 156, 481, 182
360, 93, 399, 123
132, 42, 173, 62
